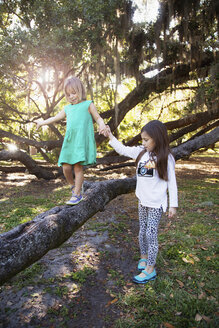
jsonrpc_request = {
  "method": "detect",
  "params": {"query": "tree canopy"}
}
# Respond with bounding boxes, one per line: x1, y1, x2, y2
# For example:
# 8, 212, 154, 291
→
0, 0, 218, 177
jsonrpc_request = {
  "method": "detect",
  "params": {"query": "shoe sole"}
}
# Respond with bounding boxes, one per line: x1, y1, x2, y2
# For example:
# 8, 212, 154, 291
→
132, 276, 157, 284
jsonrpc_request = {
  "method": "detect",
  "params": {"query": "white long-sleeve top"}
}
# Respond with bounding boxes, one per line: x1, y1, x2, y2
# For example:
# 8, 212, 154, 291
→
109, 136, 178, 212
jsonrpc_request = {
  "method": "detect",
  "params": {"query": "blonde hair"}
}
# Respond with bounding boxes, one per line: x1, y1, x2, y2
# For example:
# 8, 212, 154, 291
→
64, 76, 86, 102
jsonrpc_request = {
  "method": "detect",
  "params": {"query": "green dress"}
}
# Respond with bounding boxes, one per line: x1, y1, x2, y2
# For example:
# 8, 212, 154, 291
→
58, 100, 96, 166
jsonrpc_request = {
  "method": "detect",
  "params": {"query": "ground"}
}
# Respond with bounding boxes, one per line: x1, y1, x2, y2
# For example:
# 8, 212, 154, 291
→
0, 155, 218, 328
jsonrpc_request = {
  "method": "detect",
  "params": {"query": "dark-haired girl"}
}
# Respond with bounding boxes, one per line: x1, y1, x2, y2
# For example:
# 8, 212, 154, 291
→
105, 120, 178, 284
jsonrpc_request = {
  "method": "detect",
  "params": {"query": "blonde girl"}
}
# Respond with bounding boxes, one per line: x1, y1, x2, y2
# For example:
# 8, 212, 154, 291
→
36, 76, 107, 205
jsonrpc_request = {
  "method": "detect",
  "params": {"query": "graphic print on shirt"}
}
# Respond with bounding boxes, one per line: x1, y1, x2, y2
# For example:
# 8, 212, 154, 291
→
137, 159, 156, 177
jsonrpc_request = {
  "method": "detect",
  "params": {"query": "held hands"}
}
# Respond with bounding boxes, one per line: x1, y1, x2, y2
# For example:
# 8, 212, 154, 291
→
98, 124, 113, 139
168, 207, 177, 218
99, 125, 113, 139
98, 123, 107, 136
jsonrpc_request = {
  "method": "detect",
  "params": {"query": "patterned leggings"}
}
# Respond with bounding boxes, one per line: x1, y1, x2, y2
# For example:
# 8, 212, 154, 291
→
138, 203, 163, 266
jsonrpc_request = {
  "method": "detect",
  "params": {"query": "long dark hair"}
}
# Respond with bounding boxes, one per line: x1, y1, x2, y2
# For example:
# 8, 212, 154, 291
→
136, 120, 171, 181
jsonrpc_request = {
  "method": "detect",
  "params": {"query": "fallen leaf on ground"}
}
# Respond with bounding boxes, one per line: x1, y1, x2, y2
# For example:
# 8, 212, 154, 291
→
176, 279, 184, 288
195, 313, 202, 322
189, 254, 200, 262
182, 257, 194, 264
106, 298, 118, 306
198, 292, 206, 299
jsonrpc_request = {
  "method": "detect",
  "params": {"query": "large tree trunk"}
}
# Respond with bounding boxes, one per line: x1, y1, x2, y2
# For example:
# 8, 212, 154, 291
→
0, 127, 218, 285
0, 178, 135, 285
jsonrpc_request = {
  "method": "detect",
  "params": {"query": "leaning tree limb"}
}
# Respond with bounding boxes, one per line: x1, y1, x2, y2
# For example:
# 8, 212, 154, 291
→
169, 112, 219, 143
0, 178, 136, 285
188, 120, 219, 141
171, 127, 219, 160
0, 149, 61, 179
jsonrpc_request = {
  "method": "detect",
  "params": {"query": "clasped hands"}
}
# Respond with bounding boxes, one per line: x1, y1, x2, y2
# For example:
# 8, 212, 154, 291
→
98, 125, 112, 138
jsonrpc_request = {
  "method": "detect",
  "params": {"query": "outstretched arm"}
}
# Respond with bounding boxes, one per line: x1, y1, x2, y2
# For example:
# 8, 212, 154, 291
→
105, 125, 142, 159
35, 109, 66, 130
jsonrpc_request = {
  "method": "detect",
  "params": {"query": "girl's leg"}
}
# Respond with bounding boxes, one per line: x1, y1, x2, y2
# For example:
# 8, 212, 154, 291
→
145, 206, 163, 273
62, 163, 74, 187
73, 163, 84, 196
138, 203, 149, 263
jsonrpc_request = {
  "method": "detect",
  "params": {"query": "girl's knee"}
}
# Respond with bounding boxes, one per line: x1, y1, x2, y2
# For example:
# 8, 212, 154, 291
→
63, 163, 72, 173
74, 163, 83, 173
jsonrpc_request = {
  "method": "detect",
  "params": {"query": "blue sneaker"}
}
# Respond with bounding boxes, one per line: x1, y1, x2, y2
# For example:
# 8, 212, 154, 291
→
138, 259, 148, 271
66, 194, 83, 205
133, 269, 157, 284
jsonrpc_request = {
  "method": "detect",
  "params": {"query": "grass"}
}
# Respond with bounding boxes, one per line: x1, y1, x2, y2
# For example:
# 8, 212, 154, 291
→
0, 187, 70, 232
114, 175, 219, 328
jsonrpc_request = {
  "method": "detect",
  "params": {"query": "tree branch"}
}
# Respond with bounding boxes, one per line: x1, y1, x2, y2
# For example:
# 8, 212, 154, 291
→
169, 110, 219, 143
0, 149, 60, 180
95, 53, 215, 145
172, 127, 219, 160
0, 129, 62, 150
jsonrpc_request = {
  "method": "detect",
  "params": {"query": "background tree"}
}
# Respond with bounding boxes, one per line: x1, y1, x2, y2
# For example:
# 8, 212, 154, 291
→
0, 0, 218, 177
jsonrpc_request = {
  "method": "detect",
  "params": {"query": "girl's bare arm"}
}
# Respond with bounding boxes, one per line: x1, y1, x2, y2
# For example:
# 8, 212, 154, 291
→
88, 102, 107, 134
35, 109, 66, 130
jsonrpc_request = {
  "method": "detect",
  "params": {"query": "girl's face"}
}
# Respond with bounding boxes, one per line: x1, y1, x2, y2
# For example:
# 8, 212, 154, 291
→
141, 131, 156, 152
66, 87, 79, 104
